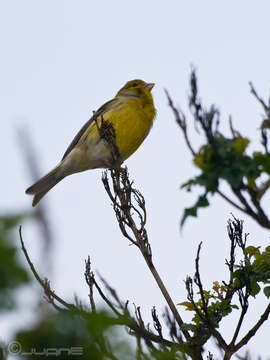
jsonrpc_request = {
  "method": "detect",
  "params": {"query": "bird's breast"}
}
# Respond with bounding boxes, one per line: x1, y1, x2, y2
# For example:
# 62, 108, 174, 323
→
104, 100, 155, 161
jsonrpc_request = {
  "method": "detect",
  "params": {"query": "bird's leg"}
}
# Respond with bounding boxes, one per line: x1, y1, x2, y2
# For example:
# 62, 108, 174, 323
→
111, 159, 122, 171
103, 158, 122, 171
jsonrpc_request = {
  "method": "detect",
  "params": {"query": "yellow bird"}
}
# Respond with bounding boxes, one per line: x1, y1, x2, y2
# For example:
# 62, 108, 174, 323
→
26, 79, 156, 206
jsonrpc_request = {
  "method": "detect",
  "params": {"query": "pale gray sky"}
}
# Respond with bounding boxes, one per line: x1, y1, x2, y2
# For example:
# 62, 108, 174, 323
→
1, 0, 270, 358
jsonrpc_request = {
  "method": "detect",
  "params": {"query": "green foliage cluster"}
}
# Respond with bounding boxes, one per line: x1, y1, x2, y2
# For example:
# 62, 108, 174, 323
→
179, 281, 237, 321
178, 218, 270, 352
179, 279, 238, 340
0, 214, 30, 310
181, 134, 270, 226
15, 310, 133, 360
0, 213, 138, 360
233, 245, 270, 298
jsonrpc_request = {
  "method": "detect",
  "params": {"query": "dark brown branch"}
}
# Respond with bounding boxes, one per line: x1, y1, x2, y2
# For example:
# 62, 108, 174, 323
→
98, 272, 125, 310
232, 189, 259, 223
230, 290, 248, 346
261, 128, 269, 154
234, 302, 270, 352
20, 226, 177, 349
102, 168, 190, 342
91, 275, 122, 317
229, 116, 239, 139
249, 82, 268, 112
152, 306, 163, 338
94, 112, 121, 167
249, 82, 270, 155
257, 178, 270, 200
236, 187, 270, 229
90, 269, 179, 348
194, 243, 208, 314
163, 306, 182, 343
84, 256, 96, 312
217, 190, 247, 214
165, 88, 196, 156
194, 243, 228, 351
19, 226, 77, 313
247, 188, 270, 227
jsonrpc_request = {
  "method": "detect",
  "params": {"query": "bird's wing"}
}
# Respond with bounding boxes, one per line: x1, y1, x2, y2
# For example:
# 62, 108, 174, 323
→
61, 98, 119, 160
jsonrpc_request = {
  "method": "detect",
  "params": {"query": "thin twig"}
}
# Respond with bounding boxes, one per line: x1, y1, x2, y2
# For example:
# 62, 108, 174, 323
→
230, 290, 248, 346
249, 82, 268, 112
257, 178, 270, 200
84, 256, 96, 312
217, 190, 247, 214
232, 189, 259, 223
165, 88, 196, 156
19, 226, 77, 312
152, 306, 163, 338
194, 243, 228, 351
234, 302, 270, 352
102, 168, 190, 341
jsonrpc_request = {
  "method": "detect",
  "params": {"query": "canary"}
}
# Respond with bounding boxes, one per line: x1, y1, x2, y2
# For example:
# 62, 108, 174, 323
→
26, 79, 156, 206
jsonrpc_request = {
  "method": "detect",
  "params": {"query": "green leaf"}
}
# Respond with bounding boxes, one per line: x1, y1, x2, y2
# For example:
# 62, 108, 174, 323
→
249, 280, 261, 297
180, 194, 209, 227
253, 152, 270, 174
263, 286, 270, 298
244, 246, 261, 257
177, 301, 196, 311
181, 323, 196, 331
0, 214, 31, 311
261, 119, 270, 129
232, 137, 250, 153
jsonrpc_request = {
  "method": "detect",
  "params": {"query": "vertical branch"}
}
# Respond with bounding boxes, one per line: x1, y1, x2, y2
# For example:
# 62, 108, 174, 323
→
102, 168, 190, 342
84, 256, 96, 312
165, 89, 196, 156
230, 289, 248, 346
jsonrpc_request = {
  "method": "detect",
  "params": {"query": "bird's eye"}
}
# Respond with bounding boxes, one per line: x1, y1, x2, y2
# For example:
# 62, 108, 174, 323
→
132, 83, 138, 87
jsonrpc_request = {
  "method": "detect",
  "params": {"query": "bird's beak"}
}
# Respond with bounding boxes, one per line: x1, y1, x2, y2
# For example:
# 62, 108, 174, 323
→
144, 82, 155, 92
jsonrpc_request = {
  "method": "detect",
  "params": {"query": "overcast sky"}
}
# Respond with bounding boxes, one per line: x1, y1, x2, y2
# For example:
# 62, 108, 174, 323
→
1, 1, 270, 358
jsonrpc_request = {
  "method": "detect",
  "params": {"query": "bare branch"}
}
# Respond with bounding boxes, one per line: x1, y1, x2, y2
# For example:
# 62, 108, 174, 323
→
84, 256, 96, 312
98, 272, 125, 310
234, 302, 270, 352
19, 226, 78, 313
152, 307, 163, 338
102, 167, 190, 342
194, 243, 228, 351
229, 116, 239, 139
257, 178, 270, 200
217, 190, 247, 214
260, 128, 269, 154
165, 88, 196, 156
249, 82, 268, 112
230, 289, 248, 346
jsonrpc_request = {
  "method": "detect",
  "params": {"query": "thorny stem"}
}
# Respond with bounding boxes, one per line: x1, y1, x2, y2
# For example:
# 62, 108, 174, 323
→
102, 168, 191, 342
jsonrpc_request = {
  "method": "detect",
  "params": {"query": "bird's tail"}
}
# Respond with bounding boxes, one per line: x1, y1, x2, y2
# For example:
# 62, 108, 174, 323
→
25, 165, 65, 207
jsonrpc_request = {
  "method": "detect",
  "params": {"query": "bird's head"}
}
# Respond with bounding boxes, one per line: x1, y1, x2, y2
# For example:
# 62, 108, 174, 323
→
117, 79, 155, 99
